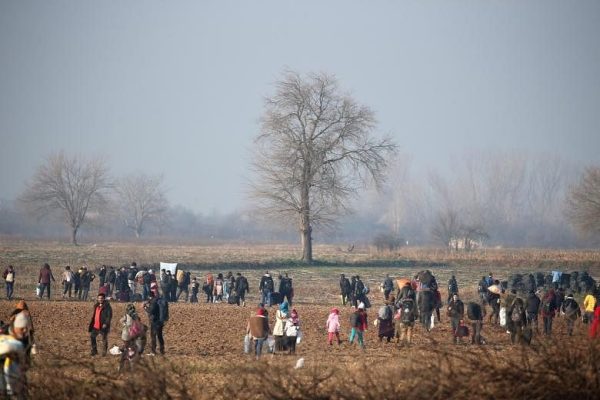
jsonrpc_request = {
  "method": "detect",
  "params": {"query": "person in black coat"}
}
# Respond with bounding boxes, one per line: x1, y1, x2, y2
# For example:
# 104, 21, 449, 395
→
525, 290, 541, 332
88, 293, 112, 356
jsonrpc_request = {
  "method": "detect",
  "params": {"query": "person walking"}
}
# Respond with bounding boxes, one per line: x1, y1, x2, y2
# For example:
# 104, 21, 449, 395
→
349, 303, 368, 349
541, 289, 557, 336
326, 308, 342, 345
583, 290, 596, 325
467, 301, 485, 345
37, 263, 55, 299
144, 291, 168, 355
62, 266, 75, 299
119, 303, 147, 371
3, 265, 15, 300
525, 290, 541, 333
396, 297, 417, 346
235, 273, 250, 307
79, 267, 95, 301
447, 294, 465, 344
382, 275, 394, 301
447, 275, 459, 303
561, 293, 581, 336
246, 307, 270, 359
273, 301, 289, 353
509, 297, 527, 344
88, 293, 112, 356
259, 271, 274, 307
339, 274, 351, 306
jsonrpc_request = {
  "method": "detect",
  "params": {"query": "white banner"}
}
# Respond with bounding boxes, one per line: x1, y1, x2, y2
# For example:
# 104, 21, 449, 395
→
159, 262, 177, 275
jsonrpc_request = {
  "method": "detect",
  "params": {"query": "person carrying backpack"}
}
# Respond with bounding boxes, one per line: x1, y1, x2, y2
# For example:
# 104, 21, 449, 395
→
279, 273, 294, 306
447, 294, 464, 344
3, 265, 15, 301
396, 298, 417, 345
561, 293, 581, 336
144, 291, 168, 355
541, 289, 557, 336
525, 290, 542, 333
447, 275, 459, 303
259, 272, 274, 307
466, 301, 486, 345
382, 275, 394, 301
509, 297, 527, 344
377, 301, 394, 343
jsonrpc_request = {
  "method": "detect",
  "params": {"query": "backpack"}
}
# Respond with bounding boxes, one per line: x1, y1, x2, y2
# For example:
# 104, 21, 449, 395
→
128, 269, 137, 281
265, 278, 274, 292
157, 297, 169, 323
401, 300, 415, 323
467, 302, 480, 320
378, 305, 392, 320
511, 303, 524, 323
128, 318, 144, 339
564, 299, 578, 317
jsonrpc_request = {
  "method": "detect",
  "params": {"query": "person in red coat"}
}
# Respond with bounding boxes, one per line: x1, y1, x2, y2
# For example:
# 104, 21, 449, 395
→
589, 305, 600, 339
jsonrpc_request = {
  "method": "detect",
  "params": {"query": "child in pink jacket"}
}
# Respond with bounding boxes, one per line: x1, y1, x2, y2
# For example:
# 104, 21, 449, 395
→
326, 307, 341, 345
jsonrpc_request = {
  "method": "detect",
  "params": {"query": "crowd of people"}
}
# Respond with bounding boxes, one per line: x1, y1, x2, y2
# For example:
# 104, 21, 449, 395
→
1, 262, 600, 397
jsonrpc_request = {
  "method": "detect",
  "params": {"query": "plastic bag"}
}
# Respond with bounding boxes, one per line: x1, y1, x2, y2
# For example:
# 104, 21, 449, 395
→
243, 334, 251, 354
267, 335, 275, 353
108, 345, 122, 355
499, 307, 507, 327
296, 331, 303, 345
430, 315, 435, 330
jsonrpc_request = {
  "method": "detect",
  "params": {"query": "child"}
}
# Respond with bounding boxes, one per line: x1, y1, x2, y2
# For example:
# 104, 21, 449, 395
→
285, 309, 300, 354
190, 278, 199, 303
349, 303, 368, 349
326, 307, 341, 345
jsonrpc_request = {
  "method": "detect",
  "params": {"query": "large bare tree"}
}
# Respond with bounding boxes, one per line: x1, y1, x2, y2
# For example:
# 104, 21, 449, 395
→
251, 71, 396, 262
115, 173, 168, 238
567, 166, 600, 237
21, 151, 110, 244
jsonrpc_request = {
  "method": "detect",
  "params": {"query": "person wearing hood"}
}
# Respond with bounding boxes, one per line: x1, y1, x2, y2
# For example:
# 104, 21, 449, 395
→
561, 293, 581, 336
583, 290, 596, 325
119, 303, 146, 371
326, 308, 341, 345
259, 271, 274, 307
9, 301, 35, 368
246, 307, 270, 359
1, 313, 29, 398
273, 301, 289, 352
349, 302, 368, 349
285, 309, 300, 354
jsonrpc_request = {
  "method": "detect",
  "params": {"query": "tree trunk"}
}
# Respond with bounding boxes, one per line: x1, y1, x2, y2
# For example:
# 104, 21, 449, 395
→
301, 225, 313, 263
300, 176, 313, 263
71, 226, 78, 245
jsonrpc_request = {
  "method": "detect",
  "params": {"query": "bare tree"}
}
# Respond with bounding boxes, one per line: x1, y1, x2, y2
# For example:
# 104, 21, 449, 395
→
21, 151, 110, 244
115, 173, 168, 238
567, 166, 600, 237
250, 70, 397, 262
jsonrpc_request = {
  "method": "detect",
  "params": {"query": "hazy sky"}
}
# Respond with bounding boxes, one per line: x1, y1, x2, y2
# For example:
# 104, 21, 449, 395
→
1, 1, 599, 213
